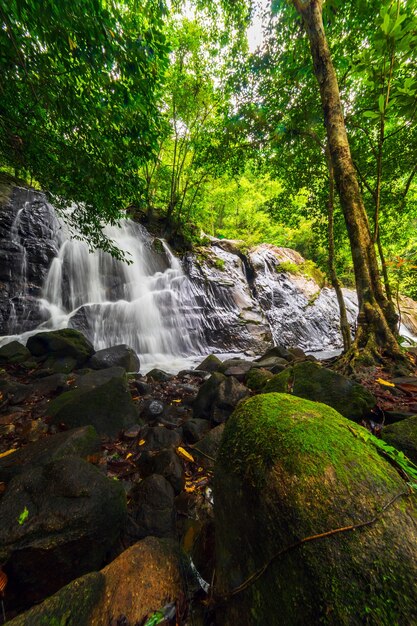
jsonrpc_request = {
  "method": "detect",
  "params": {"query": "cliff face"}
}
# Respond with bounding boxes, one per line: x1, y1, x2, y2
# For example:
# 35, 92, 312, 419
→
0, 183, 414, 357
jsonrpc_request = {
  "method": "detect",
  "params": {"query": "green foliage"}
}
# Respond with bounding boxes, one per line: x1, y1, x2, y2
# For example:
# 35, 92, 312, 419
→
277, 259, 325, 287
18, 506, 29, 525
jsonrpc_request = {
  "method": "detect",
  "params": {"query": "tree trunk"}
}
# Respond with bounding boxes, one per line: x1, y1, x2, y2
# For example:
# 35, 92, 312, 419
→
293, 0, 403, 367
326, 146, 351, 352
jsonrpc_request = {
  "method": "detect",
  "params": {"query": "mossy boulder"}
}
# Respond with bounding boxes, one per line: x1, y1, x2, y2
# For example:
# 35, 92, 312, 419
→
89, 344, 140, 372
0, 456, 127, 610
27, 328, 94, 366
46, 372, 137, 437
195, 354, 223, 372
262, 361, 375, 421
8, 537, 182, 626
0, 340, 30, 364
214, 393, 417, 626
244, 367, 273, 391
382, 416, 417, 464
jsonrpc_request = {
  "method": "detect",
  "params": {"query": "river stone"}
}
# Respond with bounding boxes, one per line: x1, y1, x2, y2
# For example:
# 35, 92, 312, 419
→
138, 449, 185, 494
128, 474, 176, 540
262, 361, 375, 421
27, 329, 94, 366
191, 423, 225, 469
183, 418, 210, 443
214, 393, 417, 625
8, 537, 182, 626
382, 416, 417, 464
89, 344, 140, 372
147, 368, 172, 382
195, 354, 223, 372
0, 425, 100, 483
139, 425, 182, 451
0, 456, 127, 609
244, 367, 273, 391
256, 345, 294, 362
0, 340, 30, 363
193, 373, 249, 422
46, 373, 137, 437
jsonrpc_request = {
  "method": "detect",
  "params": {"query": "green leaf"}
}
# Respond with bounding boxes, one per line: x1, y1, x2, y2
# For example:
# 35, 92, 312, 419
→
378, 94, 385, 114
18, 506, 29, 525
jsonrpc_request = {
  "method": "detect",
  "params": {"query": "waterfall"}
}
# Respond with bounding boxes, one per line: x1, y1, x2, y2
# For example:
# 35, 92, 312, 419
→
2, 204, 208, 372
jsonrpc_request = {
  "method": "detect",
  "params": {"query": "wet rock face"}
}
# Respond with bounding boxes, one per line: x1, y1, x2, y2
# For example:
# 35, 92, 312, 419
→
0, 185, 61, 334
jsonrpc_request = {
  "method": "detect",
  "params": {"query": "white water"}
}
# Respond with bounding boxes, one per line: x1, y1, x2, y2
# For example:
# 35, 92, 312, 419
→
3, 215, 209, 372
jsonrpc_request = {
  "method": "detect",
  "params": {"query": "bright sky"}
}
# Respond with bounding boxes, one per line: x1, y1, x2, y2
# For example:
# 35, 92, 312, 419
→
247, 0, 270, 52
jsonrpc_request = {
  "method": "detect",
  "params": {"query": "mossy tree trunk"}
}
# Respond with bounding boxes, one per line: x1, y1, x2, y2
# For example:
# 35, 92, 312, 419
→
292, 0, 404, 367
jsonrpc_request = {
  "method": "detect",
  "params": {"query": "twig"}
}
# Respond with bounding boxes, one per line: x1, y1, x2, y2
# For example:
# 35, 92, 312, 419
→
215, 489, 410, 602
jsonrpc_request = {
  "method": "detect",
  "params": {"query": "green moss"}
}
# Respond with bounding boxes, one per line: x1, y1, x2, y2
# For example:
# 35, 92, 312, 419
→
277, 259, 325, 287
244, 368, 273, 391
219, 394, 392, 489
213, 257, 225, 271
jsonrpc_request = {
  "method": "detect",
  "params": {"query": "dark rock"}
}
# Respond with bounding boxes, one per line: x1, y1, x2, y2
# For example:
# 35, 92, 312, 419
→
194, 373, 249, 423
138, 449, 185, 494
245, 368, 273, 391
147, 368, 172, 382
7, 537, 182, 626
0, 340, 30, 363
0, 456, 127, 609
223, 363, 252, 381
139, 425, 182, 451
193, 372, 226, 419
42, 355, 78, 374
195, 354, 223, 372
47, 374, 137, 438
0, 378, 32, 405
31, 373, 69, 396
128, 474, 176, 540
89, 344, 140, 372
256, 345, 293, 362
74, 366, 126, 391
383, 416, 417, 464
252, 356, 288, 372
140, 398, 165, 421
183, 418, 210, 444
123, 424, 142, 439
384, 410, 416, 425
0, 426, 100, 483
133, 380, 151, 395
27, 329, 94, 367
191, 424, 225, 469
263, 361, 375, 421
288, 346, 308, 360
214, 393, 417, 625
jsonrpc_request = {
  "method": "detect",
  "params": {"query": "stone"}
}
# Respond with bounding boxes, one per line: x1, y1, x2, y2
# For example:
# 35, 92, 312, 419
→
195, 354, 223, 372
193, 373, 249, 422
223, 363, 252, 381
256, 345, 293, 362
182, 418, 210, 444
73, 366, 126, 391
0, 456, 127, 610
244, 367, 273, 391
46, 373, 137, 438
214, 393, 417, 625
0, 340, 30, 363
42, 355, 77, 374
128, 474, 176, 540
0, 379, 32, 405
139, 425, 182, 451
147, 368, 172, 382
27, 329, 94, 366
0, 425, 100, 483
88, 344, 140, 372
31, 373, 69, 396
191, 424, 225, 469
262, 361, 375, 421
252, 356, 288, 372
382, 416, 417, 464
138, 449, 185, 494
140, 398, 165, 421
7, 537, 182, 626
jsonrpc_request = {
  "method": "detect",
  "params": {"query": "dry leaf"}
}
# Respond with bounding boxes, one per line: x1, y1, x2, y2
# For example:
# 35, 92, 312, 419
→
138, 439, 146, 446
376, 378, 395, 387
0, 448, 17, 460
177, 447, 194, 463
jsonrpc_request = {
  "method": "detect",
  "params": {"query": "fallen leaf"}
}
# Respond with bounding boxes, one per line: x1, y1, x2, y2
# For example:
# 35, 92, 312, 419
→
172, 399, 182, 403
177, 447, 195, 463
126, 452, 133, 460
0, 448, 17, 460
138, 439, 146, 446
376, 378, 395, 387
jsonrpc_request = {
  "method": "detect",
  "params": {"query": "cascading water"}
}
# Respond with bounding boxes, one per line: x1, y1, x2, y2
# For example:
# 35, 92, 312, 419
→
37, 220, 208, 371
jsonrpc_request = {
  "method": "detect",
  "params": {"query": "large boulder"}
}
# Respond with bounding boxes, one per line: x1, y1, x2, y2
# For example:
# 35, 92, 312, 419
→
262, 361, 375, 421
27, 328, 94, 366
88, 344, 140, 372
193, 373, 249, 423
46, 369, 137, 437
214, 393, 417, 625
128, 474, 176, 541
382, 416, 417, 464
0, 340, 30, 364
8, 537, 182, 626
0, 425, 100, 483
0, 456, 127, 609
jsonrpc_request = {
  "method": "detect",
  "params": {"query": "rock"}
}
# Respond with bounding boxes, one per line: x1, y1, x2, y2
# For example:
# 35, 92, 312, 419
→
133, 379, 151, 395
193, 373, 249, 423
123, 424, 142, 439
0, 379, 32, 405
195, 354, 223, 372
140, 398, 165, 421
42, 355, 78, 374
46, 372, 137, 438
263, 361, 375, 421
0, 425, 100, 482
214, 393, 417, 625
192, 424, 225, 469
147, 368, 172, 382
382, 416, 417, 464
252, 356, 288, 373
73, 366, 126, 391
0, 456, 127, 609
89, 344, 140, 372
223, 363, 252, 381
138, 449, 185, 494
256, 345, 293, 362
8, 537, 182, 626
288, 346, 308, 360
244, 367, 273, 391
31, 373, 69, 396
183, 418, 210, 444
139, 425, 182, 451
27, 329, 94, 366
0, 340, 30, 363
128, 474, 176, 540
